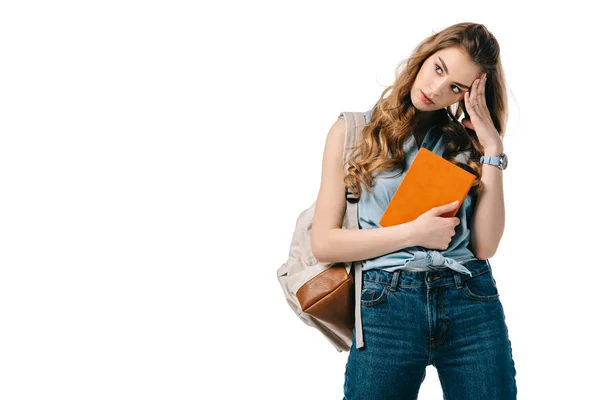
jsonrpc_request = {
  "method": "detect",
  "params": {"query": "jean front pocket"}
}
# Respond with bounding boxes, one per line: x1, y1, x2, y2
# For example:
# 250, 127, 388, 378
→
360, 279, 389, 307
463, 270, 500, 302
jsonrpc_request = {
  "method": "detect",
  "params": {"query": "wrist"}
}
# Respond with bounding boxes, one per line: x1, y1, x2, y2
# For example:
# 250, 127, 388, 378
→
402, 221, 419, 248
483, 145, 504, 157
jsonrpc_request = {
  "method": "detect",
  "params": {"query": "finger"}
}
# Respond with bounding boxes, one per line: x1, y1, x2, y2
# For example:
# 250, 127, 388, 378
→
478, 76, 485, 97
470, 78, 479, 101
470, 80, 478, 101
481, 74, 488, 108
475, 77, 481, 95
465, 91, 473, 114
465, 90, 478, 116
473, 78, 482, 105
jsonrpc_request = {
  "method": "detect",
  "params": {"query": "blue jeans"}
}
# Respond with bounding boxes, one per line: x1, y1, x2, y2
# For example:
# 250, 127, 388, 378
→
343, 259, 517, 400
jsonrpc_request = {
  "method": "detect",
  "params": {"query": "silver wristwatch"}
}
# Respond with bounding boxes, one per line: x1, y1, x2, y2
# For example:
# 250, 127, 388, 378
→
480, 153, 508, 170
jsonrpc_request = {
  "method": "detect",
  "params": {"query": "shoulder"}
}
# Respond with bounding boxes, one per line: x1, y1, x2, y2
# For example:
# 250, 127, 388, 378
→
325, 117, 347, 153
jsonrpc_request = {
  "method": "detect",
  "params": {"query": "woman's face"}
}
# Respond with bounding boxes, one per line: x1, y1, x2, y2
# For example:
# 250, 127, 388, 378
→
411, 46, 482, 111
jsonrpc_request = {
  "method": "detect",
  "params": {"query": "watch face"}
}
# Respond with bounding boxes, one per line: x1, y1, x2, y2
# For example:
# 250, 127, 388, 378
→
501, 154, 508, 169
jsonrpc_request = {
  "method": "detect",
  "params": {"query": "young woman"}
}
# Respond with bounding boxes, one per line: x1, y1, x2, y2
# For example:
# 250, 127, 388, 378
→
311, 22, 517, 399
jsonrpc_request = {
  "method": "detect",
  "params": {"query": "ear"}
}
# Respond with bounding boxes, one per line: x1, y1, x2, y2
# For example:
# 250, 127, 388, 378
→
462, 118, 475, 131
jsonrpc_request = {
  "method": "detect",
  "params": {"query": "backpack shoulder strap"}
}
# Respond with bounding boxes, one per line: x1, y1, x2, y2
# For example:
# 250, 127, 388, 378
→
340, 112, 367, 174
339, 111, 367, 204
339, 111, 368, 350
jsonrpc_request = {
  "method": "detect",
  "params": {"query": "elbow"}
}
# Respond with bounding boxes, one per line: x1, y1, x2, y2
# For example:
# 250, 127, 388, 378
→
311, 234, 327, 263
474, 246, 497, 260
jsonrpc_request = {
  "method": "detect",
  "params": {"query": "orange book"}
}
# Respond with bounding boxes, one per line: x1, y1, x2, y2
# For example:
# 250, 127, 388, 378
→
379, 148, 476, 227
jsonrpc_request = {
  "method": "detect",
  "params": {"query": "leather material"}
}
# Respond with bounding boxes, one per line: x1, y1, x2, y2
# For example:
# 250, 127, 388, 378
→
297, 264, 351, 310
297, 265, 355, 342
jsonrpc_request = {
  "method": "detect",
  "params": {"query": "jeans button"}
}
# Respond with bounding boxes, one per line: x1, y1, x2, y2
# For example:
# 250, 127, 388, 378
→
427, 276, 433, 282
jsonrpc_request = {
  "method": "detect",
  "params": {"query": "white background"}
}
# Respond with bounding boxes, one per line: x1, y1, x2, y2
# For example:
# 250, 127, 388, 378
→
1, 1, 598, 399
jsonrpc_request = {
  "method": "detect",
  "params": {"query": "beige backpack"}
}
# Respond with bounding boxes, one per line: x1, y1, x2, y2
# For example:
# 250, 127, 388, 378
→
276, 111, 367, 352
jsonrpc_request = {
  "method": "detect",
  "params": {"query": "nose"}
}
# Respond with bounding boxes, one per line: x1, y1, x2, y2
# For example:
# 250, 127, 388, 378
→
430, 80, 444, 97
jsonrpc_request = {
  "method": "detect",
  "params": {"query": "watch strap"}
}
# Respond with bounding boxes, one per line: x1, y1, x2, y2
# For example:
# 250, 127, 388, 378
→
480, 153, 507, 170
480, 155, 502, 166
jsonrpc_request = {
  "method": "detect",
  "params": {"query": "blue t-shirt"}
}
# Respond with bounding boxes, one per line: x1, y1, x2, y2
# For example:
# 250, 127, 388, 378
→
339, 110, 478, 276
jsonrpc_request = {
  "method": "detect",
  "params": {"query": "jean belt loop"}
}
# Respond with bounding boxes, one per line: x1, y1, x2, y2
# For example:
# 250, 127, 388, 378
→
453, 271, 463, 289
390, 270, 401, 291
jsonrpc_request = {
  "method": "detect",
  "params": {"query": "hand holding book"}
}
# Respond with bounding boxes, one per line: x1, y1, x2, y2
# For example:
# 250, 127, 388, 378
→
379, 148, 476, 249
408, 201, 461, 250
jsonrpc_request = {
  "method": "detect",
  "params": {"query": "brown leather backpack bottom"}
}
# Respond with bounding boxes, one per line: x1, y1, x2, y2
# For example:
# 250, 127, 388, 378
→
296, 265, 355, 339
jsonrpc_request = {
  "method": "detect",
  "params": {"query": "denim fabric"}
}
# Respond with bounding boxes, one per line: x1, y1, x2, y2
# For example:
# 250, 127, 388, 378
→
339, 110, 478, 276
343, 259, 517, 400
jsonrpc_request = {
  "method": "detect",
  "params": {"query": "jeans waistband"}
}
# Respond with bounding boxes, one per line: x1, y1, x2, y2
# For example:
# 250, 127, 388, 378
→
362, 259, 492, 290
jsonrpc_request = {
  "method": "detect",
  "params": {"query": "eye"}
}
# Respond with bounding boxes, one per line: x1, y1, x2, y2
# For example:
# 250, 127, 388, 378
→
434, 64, 462, 94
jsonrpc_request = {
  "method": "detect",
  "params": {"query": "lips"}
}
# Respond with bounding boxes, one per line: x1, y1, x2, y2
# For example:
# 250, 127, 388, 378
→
420, 90, 434, 104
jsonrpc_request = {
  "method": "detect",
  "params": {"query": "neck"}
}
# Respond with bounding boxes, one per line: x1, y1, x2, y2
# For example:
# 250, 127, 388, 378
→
413, 110, 441, 133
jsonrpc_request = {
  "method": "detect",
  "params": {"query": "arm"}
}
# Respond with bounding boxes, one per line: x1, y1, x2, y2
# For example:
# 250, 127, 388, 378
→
311, 118, 417, 263
470, 145, 506, 259
314, 225, 416, 264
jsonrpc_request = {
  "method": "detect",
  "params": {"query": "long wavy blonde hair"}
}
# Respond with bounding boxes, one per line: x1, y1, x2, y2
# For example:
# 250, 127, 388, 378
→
344, 22, 507, 201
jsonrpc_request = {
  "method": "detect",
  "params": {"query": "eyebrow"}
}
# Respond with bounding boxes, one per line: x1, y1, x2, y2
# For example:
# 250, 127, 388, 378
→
438, 57, 472, 90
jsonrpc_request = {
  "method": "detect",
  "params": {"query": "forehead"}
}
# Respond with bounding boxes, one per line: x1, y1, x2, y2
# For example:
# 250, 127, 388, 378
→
431, 47, 481, 83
